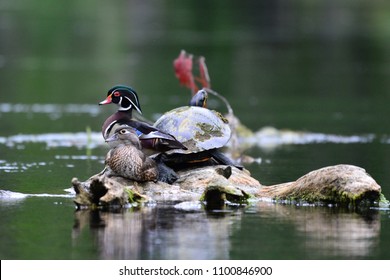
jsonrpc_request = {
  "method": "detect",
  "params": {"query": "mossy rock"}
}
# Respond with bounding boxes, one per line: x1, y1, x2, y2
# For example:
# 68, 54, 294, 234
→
258, 164, 383, 207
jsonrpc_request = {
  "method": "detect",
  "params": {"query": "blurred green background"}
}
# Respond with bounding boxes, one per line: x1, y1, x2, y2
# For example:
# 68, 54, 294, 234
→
1, 0, 390, 135
1, 0, 390, 260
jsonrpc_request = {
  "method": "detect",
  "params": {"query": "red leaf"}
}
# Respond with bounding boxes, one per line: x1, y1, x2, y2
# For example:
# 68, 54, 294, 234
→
197, 56, 210, 89
173, 50, 197, 93
173, 50, 213, 95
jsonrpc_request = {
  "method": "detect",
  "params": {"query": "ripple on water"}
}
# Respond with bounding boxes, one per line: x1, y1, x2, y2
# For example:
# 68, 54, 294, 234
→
0, 127, 384, 152
0, 132, 104, 149
239, 127, 377, 150
0, 189, 75, 201
0, 161, 53, 173
54, 155, 102, 160
0, 103, 101, 117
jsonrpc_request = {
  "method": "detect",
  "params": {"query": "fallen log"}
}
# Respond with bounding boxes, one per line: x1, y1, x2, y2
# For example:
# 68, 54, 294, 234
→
258, 164, 384, 206
71, 164, 387, 209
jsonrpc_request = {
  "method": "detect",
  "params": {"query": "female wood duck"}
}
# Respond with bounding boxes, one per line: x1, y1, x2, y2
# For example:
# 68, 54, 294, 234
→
99, 85, 187, 153
104, 126, 159, 182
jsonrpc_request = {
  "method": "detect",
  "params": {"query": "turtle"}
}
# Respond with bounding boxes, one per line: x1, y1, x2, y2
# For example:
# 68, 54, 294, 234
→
153, 89, 242, 170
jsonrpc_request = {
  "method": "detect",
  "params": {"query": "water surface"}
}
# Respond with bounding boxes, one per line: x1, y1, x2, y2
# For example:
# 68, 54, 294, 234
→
1, 0, 390, 260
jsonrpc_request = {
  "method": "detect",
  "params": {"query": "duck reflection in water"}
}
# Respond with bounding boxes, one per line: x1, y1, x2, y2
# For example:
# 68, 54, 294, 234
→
72, 206, 236, 259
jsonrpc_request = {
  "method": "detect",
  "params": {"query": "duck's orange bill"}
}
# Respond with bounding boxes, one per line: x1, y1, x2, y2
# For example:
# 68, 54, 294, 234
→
99, 94, 112, 105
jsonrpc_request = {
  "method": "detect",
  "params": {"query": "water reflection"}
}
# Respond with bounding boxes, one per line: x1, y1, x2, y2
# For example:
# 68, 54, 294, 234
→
72, 205, 242, 259
72, 202, 381, 260
251, 202, 380, 259
300, 211, 380, 258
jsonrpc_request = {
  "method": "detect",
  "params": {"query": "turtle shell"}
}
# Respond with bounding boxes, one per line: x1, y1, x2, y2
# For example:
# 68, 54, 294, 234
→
153, 106, 231, 154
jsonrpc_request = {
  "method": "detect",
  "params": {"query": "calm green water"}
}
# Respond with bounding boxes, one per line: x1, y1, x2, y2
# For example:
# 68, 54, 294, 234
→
1, 0, 390, 260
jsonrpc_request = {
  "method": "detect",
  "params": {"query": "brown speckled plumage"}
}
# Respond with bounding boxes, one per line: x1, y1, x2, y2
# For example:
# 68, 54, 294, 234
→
105, 127, 158, 182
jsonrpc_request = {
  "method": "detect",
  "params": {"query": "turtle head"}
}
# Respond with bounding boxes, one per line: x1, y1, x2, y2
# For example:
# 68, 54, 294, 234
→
189, 89, 208, 108
99, 85, 142, 114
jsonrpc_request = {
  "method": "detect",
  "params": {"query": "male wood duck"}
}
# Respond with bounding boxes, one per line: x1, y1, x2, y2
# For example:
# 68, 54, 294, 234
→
99, 85, 187, 153
105, 126, 159, 182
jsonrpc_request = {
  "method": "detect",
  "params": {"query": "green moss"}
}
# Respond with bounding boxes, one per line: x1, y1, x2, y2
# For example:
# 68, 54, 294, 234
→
276, 186, 383, 208
125, 188, 148, 204
379, 193, 390, 207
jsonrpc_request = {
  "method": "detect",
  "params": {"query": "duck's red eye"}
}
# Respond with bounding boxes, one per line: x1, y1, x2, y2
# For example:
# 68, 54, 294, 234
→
113, 91, 121, 97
